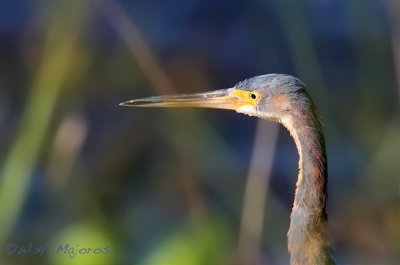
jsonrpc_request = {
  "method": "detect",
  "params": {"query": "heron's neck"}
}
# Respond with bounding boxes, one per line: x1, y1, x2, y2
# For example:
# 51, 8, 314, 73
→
282, 111, 334, 265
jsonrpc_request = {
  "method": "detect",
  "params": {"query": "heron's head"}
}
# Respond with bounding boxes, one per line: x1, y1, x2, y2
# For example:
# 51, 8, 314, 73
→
120, 74, 313, 125
233, 74, 313, 122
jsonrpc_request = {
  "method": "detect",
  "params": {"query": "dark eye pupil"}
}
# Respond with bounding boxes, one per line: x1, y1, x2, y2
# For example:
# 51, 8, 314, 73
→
251, 93, 257, 100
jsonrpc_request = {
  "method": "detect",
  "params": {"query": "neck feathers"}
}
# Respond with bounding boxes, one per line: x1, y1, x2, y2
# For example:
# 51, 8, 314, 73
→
282, 107, 335, 265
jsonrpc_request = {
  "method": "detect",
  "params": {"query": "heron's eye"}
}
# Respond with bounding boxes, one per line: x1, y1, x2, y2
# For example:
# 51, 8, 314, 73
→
250, 92, 258, 100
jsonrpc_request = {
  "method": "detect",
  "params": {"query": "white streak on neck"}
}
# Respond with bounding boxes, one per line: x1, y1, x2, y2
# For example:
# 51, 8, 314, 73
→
280, 115, 304, 211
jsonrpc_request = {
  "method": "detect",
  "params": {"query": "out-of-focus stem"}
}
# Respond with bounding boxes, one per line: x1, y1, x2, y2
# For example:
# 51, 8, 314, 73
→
99, 1, 174, 95
0, 0, 87, 244
237, 121, 278, 265
100, 1, 208, 219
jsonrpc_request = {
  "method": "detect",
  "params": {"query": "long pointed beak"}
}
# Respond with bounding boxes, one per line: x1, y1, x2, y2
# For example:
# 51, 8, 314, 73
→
119, 88, 256, 111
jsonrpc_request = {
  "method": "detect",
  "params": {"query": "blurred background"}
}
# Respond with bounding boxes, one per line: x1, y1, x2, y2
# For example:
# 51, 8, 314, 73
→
0, 0, 399, 264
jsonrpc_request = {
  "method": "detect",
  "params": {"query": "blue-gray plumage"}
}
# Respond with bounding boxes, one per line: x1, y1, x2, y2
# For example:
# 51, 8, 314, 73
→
120, 74, 335, 265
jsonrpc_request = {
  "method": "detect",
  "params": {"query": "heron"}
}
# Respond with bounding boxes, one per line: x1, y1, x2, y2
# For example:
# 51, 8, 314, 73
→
120, 74, 335, 265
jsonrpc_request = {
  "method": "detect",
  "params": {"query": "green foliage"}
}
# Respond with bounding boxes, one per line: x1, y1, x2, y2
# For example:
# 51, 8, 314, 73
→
49, 222, 116, 265
142, 218, 231, 265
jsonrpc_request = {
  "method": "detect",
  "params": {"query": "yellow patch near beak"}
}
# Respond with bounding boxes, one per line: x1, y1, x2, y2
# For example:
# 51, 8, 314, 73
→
230, 89, 260, 106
